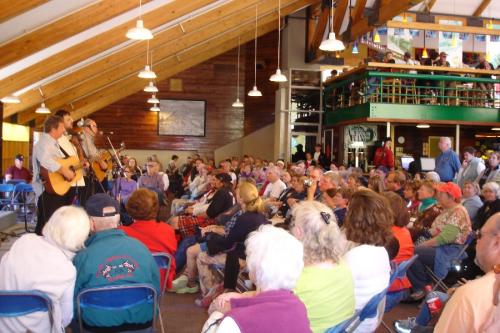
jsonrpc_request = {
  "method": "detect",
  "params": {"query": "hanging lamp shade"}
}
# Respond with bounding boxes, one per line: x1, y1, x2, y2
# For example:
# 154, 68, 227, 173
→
1, 95, 21, 104
35, 102, 50, 114
486, 53, 492, 62
147, 94, 159, 104
373, 31, 381, 43
422, 48, 429, 59
402, 13, 408, 23
126, 19, 153, 40
144, 81, 158, 92
352, 42, 359, 54
319, 32, 345, 52
451, 34, 458, 48
138, 65, 156, 79
487, 20, 493, 29
269, 0, 287, 83
269, 69, 287, 82
150, 104, 160, 112
232, 98, 244, 108
248, 86, 262, 97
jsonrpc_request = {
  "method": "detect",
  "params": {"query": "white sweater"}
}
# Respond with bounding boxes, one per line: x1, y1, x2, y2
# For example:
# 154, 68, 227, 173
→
0, 234, 77, 333
344, 244, 391, 333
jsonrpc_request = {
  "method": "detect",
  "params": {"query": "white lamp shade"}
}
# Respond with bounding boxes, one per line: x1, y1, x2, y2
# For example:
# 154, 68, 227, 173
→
1, 95, 21, 104
232, 98, 244, 108
138, 65, 157, 79
319, 32, 345, 52
147, 94, 159, 104
248, 86, 262, 97
150, 104, 160, 112
144, 81, 158, 92
269, 69, 287, 82
35, 102, 51, 114
126, 19, 153, 40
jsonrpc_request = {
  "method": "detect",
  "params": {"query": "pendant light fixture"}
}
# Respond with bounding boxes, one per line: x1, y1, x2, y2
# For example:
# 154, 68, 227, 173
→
373, 30, 381, 43
232, 37, 244, 108
352, 41, 359, 54
126, 0, 153, 40
35, 87, 50, 114
147, 94, 159, 104
150, 104, 160, 112
144, 81, 158, 93
402, 13, 408, 23
422, 30, 428, 59
319, 0, 345, 52
1, 95, 21, 104
138, 41, 157, 79
269, 0, 287, 82
248, 5, 262, 97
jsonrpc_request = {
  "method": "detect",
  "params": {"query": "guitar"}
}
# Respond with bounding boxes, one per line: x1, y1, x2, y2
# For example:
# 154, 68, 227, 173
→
40, 156, 84, 196
91, 151, 113, 182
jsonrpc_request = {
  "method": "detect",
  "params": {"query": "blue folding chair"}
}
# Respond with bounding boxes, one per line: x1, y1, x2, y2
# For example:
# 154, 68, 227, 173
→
0, 183, 16, 211
0, 290, 54, 330
14, 182, 36, 232
152, 252, 173, 295
76, 284, 159, 333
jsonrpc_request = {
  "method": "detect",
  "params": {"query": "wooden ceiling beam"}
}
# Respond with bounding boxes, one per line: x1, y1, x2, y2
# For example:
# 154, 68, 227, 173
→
28, 0, 318, 125
0, 0, 217, 99
387, 20, 500, 35
352, 0, 367, 23
0, 0, 48, 24
425, 0, 438, 12
308, 5, 330, 52
0, 0, 152, 69
11, 0, 290, 122
473, 0, 491, 17
332, 0, 348, 35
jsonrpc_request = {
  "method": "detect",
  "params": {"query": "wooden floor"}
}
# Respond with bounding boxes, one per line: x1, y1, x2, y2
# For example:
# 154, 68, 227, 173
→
160, 292, 419, 333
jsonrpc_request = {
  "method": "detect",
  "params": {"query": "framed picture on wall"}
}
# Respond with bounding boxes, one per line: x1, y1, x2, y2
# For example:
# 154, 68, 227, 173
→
158, 99, 206, 136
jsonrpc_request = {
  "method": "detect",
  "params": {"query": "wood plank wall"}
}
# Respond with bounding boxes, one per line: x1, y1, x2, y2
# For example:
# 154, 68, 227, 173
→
89, 31, 279, 159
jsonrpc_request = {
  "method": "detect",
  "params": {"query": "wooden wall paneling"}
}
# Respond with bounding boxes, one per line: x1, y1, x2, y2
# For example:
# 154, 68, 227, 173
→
0, 0, 215, 99
15, 0, 284, 124
0, 0, 152, 68
2, 141, 30, 177
0, 0, 48, 24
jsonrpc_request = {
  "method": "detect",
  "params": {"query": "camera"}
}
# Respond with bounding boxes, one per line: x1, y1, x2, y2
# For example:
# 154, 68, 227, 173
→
304, 179, 313, 187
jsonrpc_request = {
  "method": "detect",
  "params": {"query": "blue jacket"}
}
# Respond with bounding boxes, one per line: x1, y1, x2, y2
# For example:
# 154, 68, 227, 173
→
435, 150, 461, 182
73, 229, 160, 328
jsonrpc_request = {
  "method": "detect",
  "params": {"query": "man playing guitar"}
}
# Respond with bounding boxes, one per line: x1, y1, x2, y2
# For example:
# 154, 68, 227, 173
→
81, 118, 110, 193
33, 116, 77, 235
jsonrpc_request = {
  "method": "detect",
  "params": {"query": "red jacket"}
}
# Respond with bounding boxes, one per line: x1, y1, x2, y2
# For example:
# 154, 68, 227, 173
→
120, 220, 177, 289
373, 146, 394, 169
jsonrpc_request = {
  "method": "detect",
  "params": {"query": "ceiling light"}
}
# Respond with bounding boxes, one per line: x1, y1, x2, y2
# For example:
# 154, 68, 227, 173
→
144, 81, 158, 92
352, 42, 359, 54
269, 0, 287, 82
147, 94, 159, 104
126, 19, 153, 40
35, 102, 50, 114
248, 86, 262, 97
402, 13, 408, 23
416, 124, 430, 128
138, 65, 156, 79
150, 104, 160, 112
422, 48, 428, 59
232, 98, 244, 108
319, 1, 345, 52
1, 95, 21, 104
373, 30, 381, 43
492, 127, 500, 131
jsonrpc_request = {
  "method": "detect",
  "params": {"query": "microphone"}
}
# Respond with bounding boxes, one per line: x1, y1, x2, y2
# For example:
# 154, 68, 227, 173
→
99, 131, 114, 135
77, 118, 84, 127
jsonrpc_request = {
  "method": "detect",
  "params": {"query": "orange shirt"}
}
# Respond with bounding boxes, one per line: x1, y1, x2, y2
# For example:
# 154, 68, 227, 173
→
389, 226, 414, 291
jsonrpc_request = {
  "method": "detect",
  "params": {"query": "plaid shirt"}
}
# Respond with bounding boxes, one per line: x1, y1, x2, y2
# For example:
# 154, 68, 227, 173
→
224, 210, 244, 236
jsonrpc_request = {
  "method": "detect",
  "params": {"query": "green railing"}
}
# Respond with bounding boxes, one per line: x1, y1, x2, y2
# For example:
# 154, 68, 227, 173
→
324, 69, 500, 111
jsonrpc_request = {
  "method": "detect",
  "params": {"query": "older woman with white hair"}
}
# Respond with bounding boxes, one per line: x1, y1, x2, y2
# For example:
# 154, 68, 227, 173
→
290, 201, 355, 332
0, 206, 90, 333
475, 182, 500, 230
202, 225, 311, 333
461, 180, 483, 225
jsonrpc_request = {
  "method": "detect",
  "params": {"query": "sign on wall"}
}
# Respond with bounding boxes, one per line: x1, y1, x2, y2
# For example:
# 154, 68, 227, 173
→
158, 99, 206, 137
344, 124, 378, 146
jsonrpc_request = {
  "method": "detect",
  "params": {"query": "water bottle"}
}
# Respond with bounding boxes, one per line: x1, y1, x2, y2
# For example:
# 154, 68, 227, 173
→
424, 285, 442, 315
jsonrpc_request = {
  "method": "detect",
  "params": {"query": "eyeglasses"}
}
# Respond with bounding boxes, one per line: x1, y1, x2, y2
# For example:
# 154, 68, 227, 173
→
476, 229, 498, 240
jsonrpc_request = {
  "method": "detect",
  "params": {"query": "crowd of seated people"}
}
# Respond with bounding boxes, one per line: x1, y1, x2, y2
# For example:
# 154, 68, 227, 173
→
1, 141, 500, 333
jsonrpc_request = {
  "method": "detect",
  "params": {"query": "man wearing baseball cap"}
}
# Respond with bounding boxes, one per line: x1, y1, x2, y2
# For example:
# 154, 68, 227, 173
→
72, 193, 160, 332
5, 154, 32, 183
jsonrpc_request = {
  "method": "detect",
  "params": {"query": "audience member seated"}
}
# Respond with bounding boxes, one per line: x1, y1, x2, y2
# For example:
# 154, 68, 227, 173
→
138, 159, 164, 194
185, 164, 210, 200
275, 175, 307, 217
386, 170, 406, 199
403, 180, 421, 220
202, 225, 311, 333
368, 174, 385, 193
168, 173, 235, 239
111, 166, 137, 204
73, 194, 160, 332
425, 171, 441, 183
477, 151, 500, 188
0, 206, 90, 333
381, 192, 415, 311
461, 181, 483, 226
4, 154, 32, 183
407, 182, 472, 301
127, 157, 142, 182
120, 188, 177, 290
343, 189, 392, 332
457, 146, 485, 188
262, 166, 287, 200
306, 169, 340, 202
323, 188, 353, 227
409, 180, 442, 242
290, 201, 355, 332
170, 173, 214, 216
475, 182, 500, 231
347, 172, 364, 190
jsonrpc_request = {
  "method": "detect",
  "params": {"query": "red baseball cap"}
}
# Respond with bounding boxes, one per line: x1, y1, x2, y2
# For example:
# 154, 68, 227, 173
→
436, 182, 462, 200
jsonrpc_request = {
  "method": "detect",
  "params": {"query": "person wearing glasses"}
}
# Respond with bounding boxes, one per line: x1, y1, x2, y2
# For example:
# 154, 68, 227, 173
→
138, 160, 164, 194
81, 118, 108, 193
111, 167, 137, 205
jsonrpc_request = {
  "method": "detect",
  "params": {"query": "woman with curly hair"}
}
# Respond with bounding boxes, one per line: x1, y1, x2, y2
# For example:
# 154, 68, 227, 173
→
343, 189, 393, 333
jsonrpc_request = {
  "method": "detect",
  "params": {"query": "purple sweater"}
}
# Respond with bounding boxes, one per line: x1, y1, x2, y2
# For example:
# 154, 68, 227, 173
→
227, 290, 311, 333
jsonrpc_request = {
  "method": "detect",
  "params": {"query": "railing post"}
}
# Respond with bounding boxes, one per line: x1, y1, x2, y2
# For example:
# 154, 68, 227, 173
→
455, 124, 460, 153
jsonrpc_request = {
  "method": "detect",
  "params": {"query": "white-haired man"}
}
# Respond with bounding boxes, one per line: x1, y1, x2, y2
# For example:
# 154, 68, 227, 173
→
262, 166, 287, 200
73, 194, 160, 332
435, 137, 461, 183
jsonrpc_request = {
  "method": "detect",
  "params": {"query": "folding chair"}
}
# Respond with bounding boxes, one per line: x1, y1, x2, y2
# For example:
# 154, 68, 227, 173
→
14, 182, 36, 232
0, 184, 16, 211
210, 263, 253, 293
76, 283, 161, 333
0, 290, 54, 330
152, 252, 173, 295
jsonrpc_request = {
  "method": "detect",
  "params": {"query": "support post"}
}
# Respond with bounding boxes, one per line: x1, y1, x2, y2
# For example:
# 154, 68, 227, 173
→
455, 124, 460, 153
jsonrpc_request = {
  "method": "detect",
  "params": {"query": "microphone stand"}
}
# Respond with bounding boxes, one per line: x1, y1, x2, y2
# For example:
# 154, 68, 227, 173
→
106, 135, 126, 205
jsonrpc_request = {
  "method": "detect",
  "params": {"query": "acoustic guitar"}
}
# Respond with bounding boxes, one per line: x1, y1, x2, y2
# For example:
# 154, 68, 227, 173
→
91, 150, 113, 182
40, 156, 84, 196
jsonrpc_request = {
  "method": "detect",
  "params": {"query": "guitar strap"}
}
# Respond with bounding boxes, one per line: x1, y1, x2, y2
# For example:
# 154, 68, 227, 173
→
59, 146, 70, 158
